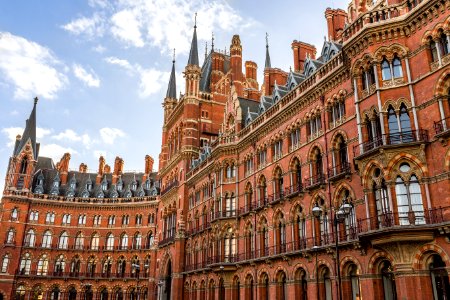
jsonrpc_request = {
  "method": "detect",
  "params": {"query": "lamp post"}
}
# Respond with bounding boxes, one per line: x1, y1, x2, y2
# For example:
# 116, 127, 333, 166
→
312, 198, 352, 300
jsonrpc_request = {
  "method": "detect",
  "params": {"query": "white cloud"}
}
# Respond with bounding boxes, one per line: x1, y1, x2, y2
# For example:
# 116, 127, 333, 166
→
73, 64, 100, 87
61, 0, 255, 55
111, 9, 144, 48
62, 14, 105, 39
52, 129, 82, 141
0, 32, 67, 100
10, 110, 19, 116
92, 45, 106, 53
2, 127, 52, 147
105, 56, 169, 98
93, 150, 107, 160
99, 127, 125, 144
39, 144, 78, 161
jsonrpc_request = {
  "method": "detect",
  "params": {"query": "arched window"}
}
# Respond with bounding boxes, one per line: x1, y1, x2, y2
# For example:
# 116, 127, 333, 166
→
16, 285, 26, 300
100, 289, 108, 300
273, 167, 284, 200
37, 254, 49, 275
1, 254, 10, 273
11, 207, 18, 220
102, 256, 112, 276
374, 177, 391, 227
120, 233, 128, 250
6, 228, 15, 244
380, 260, 397, 300
146, 232, 154, 248
322, 268, 332, 300
91, 233, 99, 250
106, 233, 115, 250
245, 224, 255, 259
275, 213, 286, 253
399, 104, 412, 140
392, 56, 403, 78
54, 255, 65, 275
42, 230, 52, 248
25, 229, 36, 247
429, 254, 450, 300
277, 271, 287, 300
75, 232, 84, 250
58, 232, 69, 249
117, 256, 126, 277
395, 163, 425, 225
258, 176, 267, 205
261, 273, 270, 300
86, 256, 96, 276
295, 268, 308, 300
68, 287, 77, 300
430, 39, 439, 62
388, 106, 399, 136
260, 219, 269, 256
381, 58, 392, 80
70, 256, 81, 275
50, 286, 60, 300
440, 31, 450, 55
226, 193, 236, 217
19, 253, 31, 274
294, 207, 306, 249
348, 264, 361, 300
133, 232, 142, 249
131, 256, 140, 277
290, 158, 302, 193
224, 228, 236, 262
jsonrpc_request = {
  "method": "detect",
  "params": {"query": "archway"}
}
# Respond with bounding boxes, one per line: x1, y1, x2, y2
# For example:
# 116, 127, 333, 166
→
161, 260, 172, 300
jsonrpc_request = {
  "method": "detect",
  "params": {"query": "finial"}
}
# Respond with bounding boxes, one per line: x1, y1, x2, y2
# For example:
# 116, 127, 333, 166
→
266, 32, 269, 48
34, 97, 38, 105
172, 48, 176, 63
205, 42, 208, 60
194, 12, 197, 28
211, 32, 214, 51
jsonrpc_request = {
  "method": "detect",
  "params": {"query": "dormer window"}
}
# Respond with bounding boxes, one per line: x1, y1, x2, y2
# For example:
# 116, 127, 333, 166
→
102, 181, 108, 191
131, 181, 137, 191
144, 179, 151, 190
70, 181, 76, 190
117, 179, 123, 192
86, 181, 92, 191
53, 180, 59, 188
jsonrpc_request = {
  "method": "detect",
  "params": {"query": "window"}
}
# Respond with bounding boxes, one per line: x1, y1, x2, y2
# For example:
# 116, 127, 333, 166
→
146, 232, 154, 248
54, 255, 65, 275
273, 140, 283, 160
122, 215, 129, 226
46, 212, 55, 224
19, 253, 31, 275
91, 233, 100, 250
106, 233, 115, 250
29, 210, 39, 222
290, 128, 300, 150
136, 214, 142, 225
1, 254, 10, 273
395, 164, 425, 225
330, 101, 346, 126
381, 58, 391, 80
258, 149, 267, 168
120, 233, 128, 250
380, 261, 397, 300
42, 230, 52, 248
78, 214, 86, 225
58, 232, 69, 249
440, 31, 449, 56
75, 233, 84, 250
224, 228, 236, 262
11, 207, 19, 220
133, 233, 142, 249
430, 40, 439, 62
62, 214, 71, 225
37, 254, 49, 275
93, 215, 101, 226
6, 229, 14, 244
392, 56, 403, 78
225, 193, 236, 217
25, 229, 36, 247
308, 115, 322, 138
108, 215, 116, 226
429, 254, 450, 300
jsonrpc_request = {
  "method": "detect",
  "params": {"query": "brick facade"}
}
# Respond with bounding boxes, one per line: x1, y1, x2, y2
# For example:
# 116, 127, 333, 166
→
1, 1, 450, 300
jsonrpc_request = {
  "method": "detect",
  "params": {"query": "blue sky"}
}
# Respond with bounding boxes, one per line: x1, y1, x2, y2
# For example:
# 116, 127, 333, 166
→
0, 0, 348, 188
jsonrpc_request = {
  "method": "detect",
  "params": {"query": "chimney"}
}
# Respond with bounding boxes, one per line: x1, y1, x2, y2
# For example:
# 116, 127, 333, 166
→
79, 163, 88, 173
145, 155, 154, 174
112, 156, 124, 184
96, 156, 105, 184
291, 41, 317, 73
325, 8, 347, 41
58, 153, 71, 185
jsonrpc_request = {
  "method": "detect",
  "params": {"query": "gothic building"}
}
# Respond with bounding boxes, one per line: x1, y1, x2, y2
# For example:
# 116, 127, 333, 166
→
1, 0, 450, 300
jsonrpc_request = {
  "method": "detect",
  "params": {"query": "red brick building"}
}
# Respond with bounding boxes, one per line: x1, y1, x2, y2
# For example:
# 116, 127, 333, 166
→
2, 0, 450, 300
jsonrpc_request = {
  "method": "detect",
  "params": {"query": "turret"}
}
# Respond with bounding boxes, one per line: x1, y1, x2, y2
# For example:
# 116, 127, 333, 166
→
184, 14, 202, 97
291, 41, 317, 73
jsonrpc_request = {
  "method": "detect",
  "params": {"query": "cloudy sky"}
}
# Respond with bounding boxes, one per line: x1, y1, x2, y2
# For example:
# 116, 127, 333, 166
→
0, 0, 348, 189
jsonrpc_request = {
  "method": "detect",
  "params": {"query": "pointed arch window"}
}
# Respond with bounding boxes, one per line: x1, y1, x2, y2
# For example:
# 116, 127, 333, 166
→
392, 56, 403, 78
42, 230, 52, 248
1, 254, 10, 273
224, 228, 236, 262
395, 163, 425, 225
37, 254, 49, 275
381, 58, 391, 80
6, 228, 15, 244
120, 233, 128, 250
25, 229, 36, 247
133, 233, 142, 249
91, 233, 99, 250
58, 232, 69, 249
54, 255, 65, 275
75, 232, 84, 250
11, 207, 19, 221
19, 253, 31, 274
106, 233, 115, 250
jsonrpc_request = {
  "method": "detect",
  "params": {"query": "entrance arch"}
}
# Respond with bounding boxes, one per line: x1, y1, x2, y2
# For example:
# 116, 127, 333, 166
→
161, 259, 172, 300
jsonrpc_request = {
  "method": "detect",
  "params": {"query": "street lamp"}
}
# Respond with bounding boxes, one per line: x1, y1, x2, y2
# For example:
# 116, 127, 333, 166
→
311, 198, 353, 300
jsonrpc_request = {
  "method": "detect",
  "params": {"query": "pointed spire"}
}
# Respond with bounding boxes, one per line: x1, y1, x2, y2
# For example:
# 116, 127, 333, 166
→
15, 97, 38, 159
265, 33, 271, 69
166, 49, 177, 99
188, 13, 199, 66
211, 32, 214, 52
205, 41, 208, 60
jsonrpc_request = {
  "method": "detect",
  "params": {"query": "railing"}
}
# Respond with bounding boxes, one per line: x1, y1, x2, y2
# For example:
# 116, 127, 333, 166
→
211, 210, 237, 221
434, 116, 450, 135
353, 129, 428, 158
160, 180, 179, 196
187, 222, 211, 236
15, 270, 149, 279
304, 173, 326, 189
327, 161, 351, 180
158, 236, 174, 247
284, 183, 303, 197
357, 207, 449, 233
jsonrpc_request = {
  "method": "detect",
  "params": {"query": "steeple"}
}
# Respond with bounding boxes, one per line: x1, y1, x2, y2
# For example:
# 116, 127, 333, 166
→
166, 49, 177, 99
187, 13, 199, 66
265, 32, 271, 69
15, 97, 39, 159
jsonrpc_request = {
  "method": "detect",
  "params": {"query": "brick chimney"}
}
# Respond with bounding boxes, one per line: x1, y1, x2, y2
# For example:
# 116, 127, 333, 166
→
58, 153, 71, 185
291, 41, 317, 73
96, 156, 105, 184
112, 156, 124, 184
79, 163, 88, 173
325, 8, 347, 41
